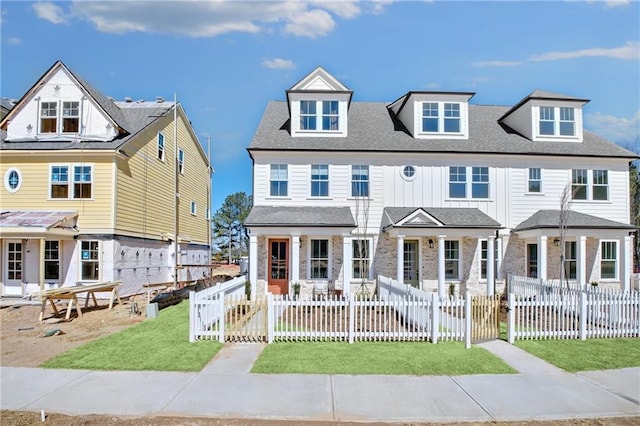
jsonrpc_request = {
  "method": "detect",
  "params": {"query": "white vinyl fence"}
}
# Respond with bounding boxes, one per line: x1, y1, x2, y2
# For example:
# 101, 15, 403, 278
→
188, 275, 247, 342
507, 275, 640, 342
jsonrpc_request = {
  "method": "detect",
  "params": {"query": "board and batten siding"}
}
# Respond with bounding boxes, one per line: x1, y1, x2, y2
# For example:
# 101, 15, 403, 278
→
115, 112, 209, 245
1, 153, 115, 231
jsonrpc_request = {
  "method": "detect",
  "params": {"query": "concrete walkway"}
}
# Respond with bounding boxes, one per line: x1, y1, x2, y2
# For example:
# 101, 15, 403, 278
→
1, 340, 639, 423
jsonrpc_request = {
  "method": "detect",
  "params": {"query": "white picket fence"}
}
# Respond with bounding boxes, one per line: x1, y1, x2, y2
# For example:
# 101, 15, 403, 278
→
507, 275, 640, 342
188, 275, 247, 342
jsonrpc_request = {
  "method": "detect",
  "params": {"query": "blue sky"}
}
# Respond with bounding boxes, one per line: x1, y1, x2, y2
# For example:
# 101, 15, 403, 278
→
1, 1, 639, 213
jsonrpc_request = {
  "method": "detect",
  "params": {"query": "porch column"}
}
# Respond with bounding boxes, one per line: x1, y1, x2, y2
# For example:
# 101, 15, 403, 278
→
537, 235, 547, 281
39, 238, 45, 293
495, 235, 503, 281
291, 235, 300, 285
343, 237, 352, 294
576, 235, 587, 289
437, 235, 446, 297
396, 235, 405, 283
621, 235, 632, 292
249, 235, 258, 296
486, 237, 495, 296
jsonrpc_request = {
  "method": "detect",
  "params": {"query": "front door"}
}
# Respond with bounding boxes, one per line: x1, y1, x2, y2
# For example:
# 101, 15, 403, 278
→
268, 239, 289, 295
403, 240, 419, 287
4, 240, 23, 296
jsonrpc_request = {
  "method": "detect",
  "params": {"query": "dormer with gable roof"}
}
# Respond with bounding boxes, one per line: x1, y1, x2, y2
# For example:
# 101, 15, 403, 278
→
499, 90, 589, 143
1, 61, 126, 142
388, 91, 475, 140
286, 66, 353, 138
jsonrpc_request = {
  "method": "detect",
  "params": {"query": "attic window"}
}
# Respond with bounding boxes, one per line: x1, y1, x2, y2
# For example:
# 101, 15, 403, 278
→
40, 102, 57, 133
299, 100, 340, 131
539, 106, 575, 137
421, 102, 461, 134
62, 101, 79, 133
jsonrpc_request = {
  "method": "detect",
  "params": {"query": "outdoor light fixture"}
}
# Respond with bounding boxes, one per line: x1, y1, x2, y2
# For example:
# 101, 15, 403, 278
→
121, 250, 125, 256
554, 238, 561, 247
428, 239, 434, 249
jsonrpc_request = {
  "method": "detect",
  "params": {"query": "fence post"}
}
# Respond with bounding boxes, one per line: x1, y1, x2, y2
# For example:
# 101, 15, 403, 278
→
507, 293, 515, 344
189, 291, 195, 342
267, 293, 274, 344
431, 292, 439, 344
218, 295, 226, 343
579, 291, 587, 341
465, 293, 472, 349
348, 293, 355, 344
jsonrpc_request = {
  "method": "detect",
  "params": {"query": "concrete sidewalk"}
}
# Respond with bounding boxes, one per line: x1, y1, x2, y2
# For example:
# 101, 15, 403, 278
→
1, 341, 639, 423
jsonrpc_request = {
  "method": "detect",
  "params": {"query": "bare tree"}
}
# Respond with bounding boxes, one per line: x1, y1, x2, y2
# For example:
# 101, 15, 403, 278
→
352, 167, 371, 298
558, 184, 572, 290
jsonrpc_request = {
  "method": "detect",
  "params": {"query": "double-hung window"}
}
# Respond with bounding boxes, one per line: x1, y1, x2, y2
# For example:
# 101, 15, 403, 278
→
572, 169, 608, 201
178, 149, 185, 174
351, 165, 369, 197
157, 133, 165, 161
62, 101, 80, 133
571, 169, 588, 200
422, 102, 461, 133
50, 164, 92, 199
311, 164, 329, 197
352, 239, 370, 279
528, 168, 542, 193
449, 166, 489, 199
322, 101, 339, 130
270, 164, 288, 197
40, 102, 57, 133
564, 241, 577, 280
600, 241, 617, 280
44, 241, 60, 281
444, 240, 460, 280
300, 100, 339, 131
310, 239, 329, 279
80, 240, 100, 281
592, 170, 608, 200
539, 106, 576, 137
480, 240, 499, 280
300, 100, 317, 130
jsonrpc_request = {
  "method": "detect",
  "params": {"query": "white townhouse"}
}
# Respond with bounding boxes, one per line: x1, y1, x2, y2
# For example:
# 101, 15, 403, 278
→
245, 67, 637, 298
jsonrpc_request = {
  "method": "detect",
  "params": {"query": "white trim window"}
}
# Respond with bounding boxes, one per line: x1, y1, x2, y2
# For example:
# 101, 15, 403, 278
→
190, 201, 197, 216
351, 165, 369, 197
158, 133, 165, 161
45, 240, 60, 281
270, 164, 288, 197
178, 149, 185, 174
310, 164, 329, 197
310, 238, 330, 279
564, 241, 577, 280
422, 102, 461, 134
445, 240, 460, 280
300, 100, 340, 131
539, 106, 575, 137
572, 169, 608, 201
352, 239, 371, 280
600, 241, 617, 280
50, 164, 93, 199
4, 168, 22, 193
80, 240, 100, 281
527, 168, 542, 193
449, 166, 490, 199
62, 101, 80, 133
480, 239, 499, 281
40, 101, 57, 133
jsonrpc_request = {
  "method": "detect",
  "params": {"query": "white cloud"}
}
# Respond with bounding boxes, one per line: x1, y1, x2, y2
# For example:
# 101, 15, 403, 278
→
472, 60, 522, 68
586, 111, 640, 149
530, 41, 640, 61
262, 58, 296, 69
603, 0, 631, 8
5, 37, 22, 45
32, 2, 67, 24
27, 1, 387, 38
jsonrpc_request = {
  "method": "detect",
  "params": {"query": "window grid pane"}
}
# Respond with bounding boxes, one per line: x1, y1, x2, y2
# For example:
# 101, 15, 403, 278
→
352, 240, 370, 279
571, 169, 588, 200
443, 103, 460, 133
449, 166, 466, 198
321, 101, 339, 131
351, 165, 369, 197
311, 239, 329, 279
270, 164, 288, 197
311, 164, 329, 197
600, 241, 617, 279
528, 168, 542, 192
559, 107, 575, 136
471, 166, 489, 198
422, 102, 439, 132
444, 240, 459, 279
539, 106, 555, 135
300, 100, 317, 130
592, 170, 608, 200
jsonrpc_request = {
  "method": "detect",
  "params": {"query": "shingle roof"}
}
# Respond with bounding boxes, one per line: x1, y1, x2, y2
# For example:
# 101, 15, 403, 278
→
382, 207, 502, 230
248, 101, 637, 159
246, 206, 356, 227
513, 210, 634, 232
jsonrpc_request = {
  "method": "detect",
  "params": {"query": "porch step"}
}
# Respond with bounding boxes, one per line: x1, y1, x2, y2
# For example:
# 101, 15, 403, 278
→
268, 285, 282, 295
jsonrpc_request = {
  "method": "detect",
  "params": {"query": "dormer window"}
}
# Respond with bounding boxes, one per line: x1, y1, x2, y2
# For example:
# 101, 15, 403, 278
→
422, 102, 461, 133
62, 101, 80, 133
300, 100, 340, 131
539, 106, 575, 137
39, 100, 80, 134
40, 102, 57, 133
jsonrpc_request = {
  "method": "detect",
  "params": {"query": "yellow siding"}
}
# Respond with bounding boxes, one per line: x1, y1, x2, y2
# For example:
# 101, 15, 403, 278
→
0, 153, 115, 231
114, 109, 210, 245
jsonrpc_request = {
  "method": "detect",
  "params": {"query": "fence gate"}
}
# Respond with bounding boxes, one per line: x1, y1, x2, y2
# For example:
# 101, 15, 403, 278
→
471, 295, 501, 342
224, 295, 268, 342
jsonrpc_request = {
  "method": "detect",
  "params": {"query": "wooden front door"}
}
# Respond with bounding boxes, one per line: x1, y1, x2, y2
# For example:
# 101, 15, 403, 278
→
268, 239, 289, 295
4, 240, 23, 296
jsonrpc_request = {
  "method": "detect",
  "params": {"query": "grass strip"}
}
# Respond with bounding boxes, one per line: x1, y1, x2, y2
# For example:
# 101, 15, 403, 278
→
251, 341, 516, 375
41, 301, 222, 371
514, 338, 640, 372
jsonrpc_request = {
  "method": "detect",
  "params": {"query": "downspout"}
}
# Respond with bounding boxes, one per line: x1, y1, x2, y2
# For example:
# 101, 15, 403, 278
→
173, 95, 179, 288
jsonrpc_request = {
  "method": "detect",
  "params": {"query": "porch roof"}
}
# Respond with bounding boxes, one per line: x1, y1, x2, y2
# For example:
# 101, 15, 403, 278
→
381, 207, 502, 230
0, 210, 79, 238
513, 210, 635, 232
245, 206, 356, 228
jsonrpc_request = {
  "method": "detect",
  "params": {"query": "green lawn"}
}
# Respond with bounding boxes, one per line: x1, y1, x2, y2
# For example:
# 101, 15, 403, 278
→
251, 341, 517, 375
41, 301, 222, 371
514, 338, 640, 372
